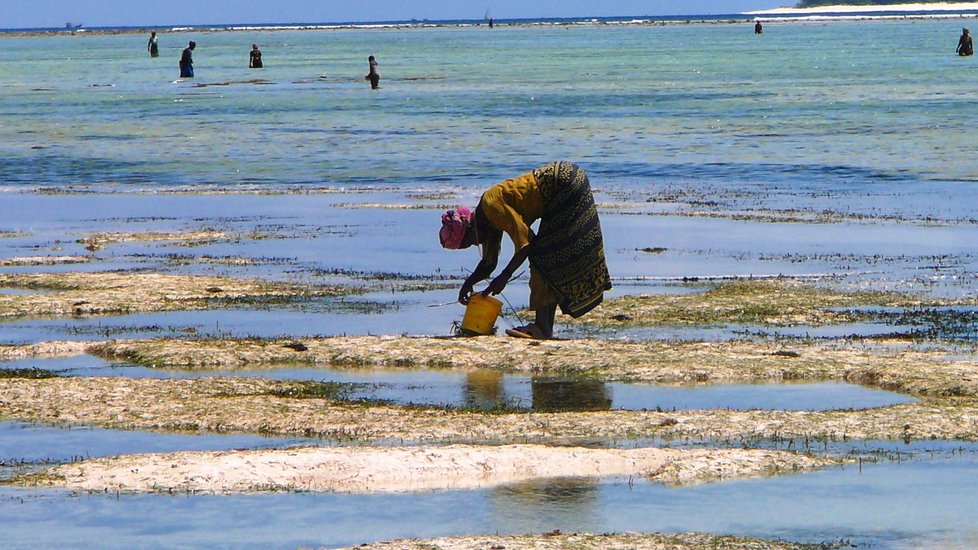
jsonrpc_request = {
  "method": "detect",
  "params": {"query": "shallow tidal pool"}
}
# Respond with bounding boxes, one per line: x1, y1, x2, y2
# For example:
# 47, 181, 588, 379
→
4, 355, 915, 412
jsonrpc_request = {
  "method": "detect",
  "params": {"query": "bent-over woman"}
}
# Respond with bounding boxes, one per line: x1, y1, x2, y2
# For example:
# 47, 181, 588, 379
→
440, 161, 611, 339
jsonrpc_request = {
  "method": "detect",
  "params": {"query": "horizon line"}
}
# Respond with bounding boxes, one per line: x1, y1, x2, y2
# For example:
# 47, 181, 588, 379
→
2, 12, 769, 32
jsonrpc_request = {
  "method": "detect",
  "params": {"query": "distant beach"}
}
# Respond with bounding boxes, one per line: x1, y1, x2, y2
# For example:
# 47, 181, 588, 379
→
749, 1, 978, 14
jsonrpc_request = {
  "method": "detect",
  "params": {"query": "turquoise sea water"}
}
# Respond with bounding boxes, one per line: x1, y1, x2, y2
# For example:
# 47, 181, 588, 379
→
2, 19, 977, 195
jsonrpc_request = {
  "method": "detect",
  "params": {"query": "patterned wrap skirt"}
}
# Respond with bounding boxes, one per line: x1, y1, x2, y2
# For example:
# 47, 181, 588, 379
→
529, 161, 612, 318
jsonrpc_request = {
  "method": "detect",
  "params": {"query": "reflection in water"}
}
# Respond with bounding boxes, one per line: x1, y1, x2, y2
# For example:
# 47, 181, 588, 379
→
464, 373, 612, 412
490, 477, 602, 533
531, 378, 612, 412
5, 357, 915, 413
464, 371, 505, 409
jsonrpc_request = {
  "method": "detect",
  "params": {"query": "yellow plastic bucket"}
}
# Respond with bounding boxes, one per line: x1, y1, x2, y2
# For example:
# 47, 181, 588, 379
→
460, 294, 503, 336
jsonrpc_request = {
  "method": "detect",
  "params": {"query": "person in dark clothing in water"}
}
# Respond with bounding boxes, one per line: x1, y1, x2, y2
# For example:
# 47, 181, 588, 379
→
958, 28, 974, 56
249, 44, 263, 68
365, 55, 380, 89
179, 41, 196, 78
147, 31, 159, 57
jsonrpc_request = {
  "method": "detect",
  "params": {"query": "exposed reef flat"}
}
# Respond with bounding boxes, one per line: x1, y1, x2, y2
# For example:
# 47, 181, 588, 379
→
0, 375, 975, 443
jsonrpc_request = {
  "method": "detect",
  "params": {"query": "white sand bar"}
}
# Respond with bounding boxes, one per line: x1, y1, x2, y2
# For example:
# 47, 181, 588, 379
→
0, 340, 92, 359
749, 2, 978, 14
34, 445, 833, 495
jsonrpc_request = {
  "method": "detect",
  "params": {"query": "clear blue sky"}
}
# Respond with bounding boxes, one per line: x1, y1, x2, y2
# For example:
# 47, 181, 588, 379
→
2, 1, 789, 29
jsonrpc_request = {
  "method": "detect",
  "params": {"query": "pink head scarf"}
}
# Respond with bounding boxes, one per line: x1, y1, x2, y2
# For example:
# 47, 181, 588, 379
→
439, 207, 473, 249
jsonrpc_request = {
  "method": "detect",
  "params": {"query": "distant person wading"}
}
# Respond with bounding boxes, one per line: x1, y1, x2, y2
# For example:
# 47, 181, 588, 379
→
147, 31, 159, 57
366, 55, 380, 89
958, 28, 974, 56
179, 41, 196, 78
249, 44, 263, 68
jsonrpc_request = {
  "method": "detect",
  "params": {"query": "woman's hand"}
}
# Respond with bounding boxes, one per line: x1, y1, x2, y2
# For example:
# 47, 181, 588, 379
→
483, 271, 510, 296
458, 281, 475, 304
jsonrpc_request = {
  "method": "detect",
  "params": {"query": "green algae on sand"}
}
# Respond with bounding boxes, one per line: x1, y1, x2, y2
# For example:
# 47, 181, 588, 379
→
577, 279, 922, 328
0, 256, 92, 267
0, 271, 347, 318
76, 229, 291, 252
90, 334, 978, 397
1, 375, 977, 444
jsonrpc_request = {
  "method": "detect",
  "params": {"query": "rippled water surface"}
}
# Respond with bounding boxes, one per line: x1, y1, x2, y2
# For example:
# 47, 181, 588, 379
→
2, 19, 978, 194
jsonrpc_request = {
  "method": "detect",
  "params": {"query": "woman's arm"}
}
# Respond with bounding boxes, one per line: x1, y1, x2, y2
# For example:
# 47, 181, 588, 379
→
483, 232, 534, 297
459, 255, 498, 304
